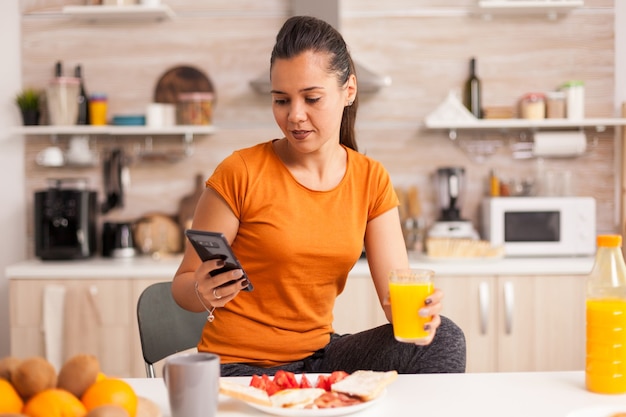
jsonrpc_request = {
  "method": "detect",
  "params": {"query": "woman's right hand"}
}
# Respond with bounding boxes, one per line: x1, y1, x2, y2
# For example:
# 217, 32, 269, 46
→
194, 259, 248, 307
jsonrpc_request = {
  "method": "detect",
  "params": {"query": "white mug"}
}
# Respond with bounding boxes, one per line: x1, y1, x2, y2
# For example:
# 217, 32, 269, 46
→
163, 352, 220, 417
146, 103, 175, 127
36, 146, 65, 167
66, 136, 93, 165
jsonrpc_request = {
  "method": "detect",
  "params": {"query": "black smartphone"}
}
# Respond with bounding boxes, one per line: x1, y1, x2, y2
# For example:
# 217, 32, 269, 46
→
184, 229, 253, 291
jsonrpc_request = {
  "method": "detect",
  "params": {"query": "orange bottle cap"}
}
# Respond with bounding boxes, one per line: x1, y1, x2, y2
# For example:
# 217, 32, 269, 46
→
597, 235, 622, 247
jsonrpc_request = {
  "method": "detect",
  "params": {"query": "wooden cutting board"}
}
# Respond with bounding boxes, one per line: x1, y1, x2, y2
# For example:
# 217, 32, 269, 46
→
177, 173, 205, 231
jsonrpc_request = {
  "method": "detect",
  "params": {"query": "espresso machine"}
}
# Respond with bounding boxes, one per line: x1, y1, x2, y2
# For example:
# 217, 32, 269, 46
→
34, 178, 98, 260
428, 167, 479, 240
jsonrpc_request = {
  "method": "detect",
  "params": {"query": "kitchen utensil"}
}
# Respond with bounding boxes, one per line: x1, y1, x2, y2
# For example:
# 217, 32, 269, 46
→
177, 173, 205, 231
102, 221, 137, 258
154, 65, 215, 105
428, 167, 479, 240
101, 148, 127, 213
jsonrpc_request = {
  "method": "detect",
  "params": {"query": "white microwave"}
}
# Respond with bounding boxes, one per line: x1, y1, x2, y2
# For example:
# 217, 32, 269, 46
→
481, 197, 596, 257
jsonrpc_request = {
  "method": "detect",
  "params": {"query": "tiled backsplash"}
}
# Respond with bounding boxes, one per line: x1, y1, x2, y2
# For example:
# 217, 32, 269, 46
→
20, 0, 618, 255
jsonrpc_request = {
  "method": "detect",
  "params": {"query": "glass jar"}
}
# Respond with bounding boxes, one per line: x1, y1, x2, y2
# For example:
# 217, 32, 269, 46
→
519, 93, 545, 120
545, 91, 566, 119
177, 92, 214, 125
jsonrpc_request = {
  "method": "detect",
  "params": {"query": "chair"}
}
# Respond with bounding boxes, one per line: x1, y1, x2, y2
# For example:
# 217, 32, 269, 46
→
137, 281, 208, 377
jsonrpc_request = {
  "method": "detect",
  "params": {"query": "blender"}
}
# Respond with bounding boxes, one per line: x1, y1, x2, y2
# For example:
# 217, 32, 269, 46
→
428, 167, 479, 240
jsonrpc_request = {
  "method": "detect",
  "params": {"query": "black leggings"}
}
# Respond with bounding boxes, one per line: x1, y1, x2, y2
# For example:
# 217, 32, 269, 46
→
220, 315, 466, 376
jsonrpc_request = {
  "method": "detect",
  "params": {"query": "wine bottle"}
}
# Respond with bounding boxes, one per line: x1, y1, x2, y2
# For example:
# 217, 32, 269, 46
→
54, 61, 63, 77
75, 64, 90, 125
463, 57, 482, 118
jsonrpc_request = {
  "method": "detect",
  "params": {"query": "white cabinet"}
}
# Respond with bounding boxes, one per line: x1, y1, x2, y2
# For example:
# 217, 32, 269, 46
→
436, 274, 586, 373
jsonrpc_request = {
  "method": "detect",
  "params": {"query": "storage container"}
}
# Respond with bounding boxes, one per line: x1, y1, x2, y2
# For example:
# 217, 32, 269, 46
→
519, 93, 545, 120
177, 92, 214, 125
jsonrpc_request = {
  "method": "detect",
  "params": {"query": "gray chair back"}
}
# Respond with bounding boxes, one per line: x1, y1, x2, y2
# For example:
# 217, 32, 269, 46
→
137, 281, 207, 377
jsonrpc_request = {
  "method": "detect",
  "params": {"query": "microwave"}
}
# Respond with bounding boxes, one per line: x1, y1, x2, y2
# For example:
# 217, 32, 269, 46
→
481, 197, 596, 257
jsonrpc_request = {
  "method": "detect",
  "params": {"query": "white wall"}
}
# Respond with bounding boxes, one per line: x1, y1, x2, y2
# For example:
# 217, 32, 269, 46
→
0, 0, 26, 357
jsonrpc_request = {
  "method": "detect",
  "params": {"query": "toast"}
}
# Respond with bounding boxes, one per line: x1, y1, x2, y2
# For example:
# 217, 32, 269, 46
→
330, 370, 398, 401
269, 388, 326, 408
219, 379, 272, 406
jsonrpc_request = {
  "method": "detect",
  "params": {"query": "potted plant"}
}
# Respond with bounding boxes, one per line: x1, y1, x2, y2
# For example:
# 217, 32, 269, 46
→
15, 88, 42, 125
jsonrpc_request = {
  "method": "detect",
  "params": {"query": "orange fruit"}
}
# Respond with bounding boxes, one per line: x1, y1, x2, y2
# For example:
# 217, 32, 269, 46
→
81, 378, 137, 417
0, 378, 24, 413
23, 388, 86, 417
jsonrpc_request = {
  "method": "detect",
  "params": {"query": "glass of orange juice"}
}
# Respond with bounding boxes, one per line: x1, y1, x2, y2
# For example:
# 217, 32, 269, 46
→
389, 268, 435, 343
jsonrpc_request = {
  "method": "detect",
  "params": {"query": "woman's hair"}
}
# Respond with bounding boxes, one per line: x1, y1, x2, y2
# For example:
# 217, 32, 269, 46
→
270, 15, 359, 152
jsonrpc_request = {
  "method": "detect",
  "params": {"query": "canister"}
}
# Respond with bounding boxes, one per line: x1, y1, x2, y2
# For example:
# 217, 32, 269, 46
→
545, 91, 566, 119
89, 93, 108, 125
47, 77, 80, 125
177, 92, 213, 125
519, 93, 545, 120
562, 80, 585, 120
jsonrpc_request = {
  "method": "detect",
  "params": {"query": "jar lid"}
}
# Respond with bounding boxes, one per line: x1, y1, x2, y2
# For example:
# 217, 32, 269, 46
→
562, 80, 585, 87
178, 92, 214, 101
597, 235, 622, 247
49, 76, 80, 85
545, 91, 566, 99
521, 92, 545, 101
90, 93, 107, 101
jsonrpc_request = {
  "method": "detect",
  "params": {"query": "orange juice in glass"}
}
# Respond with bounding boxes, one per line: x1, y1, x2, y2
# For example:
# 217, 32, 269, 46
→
389, 268, 435, 343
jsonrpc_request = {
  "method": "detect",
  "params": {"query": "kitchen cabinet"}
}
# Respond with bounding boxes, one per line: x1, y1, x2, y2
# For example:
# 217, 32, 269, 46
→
8, 267, 587, 376
435, 274, 586, 373
9, 278, 134, 377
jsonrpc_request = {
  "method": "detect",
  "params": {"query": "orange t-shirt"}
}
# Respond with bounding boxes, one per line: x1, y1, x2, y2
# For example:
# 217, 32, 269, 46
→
201, 140, 398, 366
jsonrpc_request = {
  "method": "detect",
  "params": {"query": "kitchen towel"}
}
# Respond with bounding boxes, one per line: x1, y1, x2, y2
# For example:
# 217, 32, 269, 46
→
43, 284, 66, 371
63, 285, 102, 361
533, 131, 587, 157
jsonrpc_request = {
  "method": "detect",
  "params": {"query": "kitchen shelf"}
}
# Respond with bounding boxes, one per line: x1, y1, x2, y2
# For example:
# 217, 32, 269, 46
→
476, 0, 583, 17
12, 125, 216, 141
424, 118, 626, 139
62, 4, 175, 22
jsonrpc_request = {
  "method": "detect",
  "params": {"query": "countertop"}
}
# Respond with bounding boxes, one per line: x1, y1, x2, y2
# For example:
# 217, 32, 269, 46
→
5, 252, 595, 279
128, 371, 626, 417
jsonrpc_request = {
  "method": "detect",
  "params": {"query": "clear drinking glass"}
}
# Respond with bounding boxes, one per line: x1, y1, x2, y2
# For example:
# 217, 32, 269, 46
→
389, 268, 435, 343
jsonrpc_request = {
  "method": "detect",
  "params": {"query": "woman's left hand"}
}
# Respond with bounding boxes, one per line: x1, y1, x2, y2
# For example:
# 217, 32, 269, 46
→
414, 288, 444, 346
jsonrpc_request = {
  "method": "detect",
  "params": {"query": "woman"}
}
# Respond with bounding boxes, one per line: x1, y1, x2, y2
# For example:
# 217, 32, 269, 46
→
172, 15, 466, 376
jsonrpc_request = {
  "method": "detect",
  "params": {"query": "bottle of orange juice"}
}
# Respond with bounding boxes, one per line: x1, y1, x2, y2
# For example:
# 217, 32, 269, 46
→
586, 234, 626, 394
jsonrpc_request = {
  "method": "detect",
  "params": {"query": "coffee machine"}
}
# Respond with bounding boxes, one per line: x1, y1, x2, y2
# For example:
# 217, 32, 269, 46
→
34, 178, 98, 260
428, 167, 479, 240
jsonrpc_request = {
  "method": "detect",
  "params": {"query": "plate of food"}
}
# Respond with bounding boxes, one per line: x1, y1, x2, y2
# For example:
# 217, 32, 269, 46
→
219, 370, 397, 417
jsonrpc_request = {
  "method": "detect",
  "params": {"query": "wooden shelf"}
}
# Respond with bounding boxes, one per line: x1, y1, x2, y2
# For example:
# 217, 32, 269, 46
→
62, 5, 175, 22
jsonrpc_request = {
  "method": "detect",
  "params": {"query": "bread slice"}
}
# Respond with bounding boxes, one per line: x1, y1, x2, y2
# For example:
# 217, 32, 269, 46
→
269, 388, 326, 408
330, 370, 398, 401
219, 379, 272, 406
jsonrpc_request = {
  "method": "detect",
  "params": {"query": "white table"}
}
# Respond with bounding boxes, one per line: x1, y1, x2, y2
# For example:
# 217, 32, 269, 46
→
128, 371, 626, 417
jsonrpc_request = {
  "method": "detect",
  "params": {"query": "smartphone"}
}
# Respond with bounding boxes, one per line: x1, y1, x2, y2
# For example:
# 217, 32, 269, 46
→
184, 229, 253, 291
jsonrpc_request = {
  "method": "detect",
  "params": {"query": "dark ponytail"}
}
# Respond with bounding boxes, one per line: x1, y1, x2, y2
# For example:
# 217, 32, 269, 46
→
271, 16, 358, 151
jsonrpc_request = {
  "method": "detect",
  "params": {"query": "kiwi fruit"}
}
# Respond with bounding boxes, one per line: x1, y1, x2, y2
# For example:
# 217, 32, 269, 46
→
11, 357, 57, 400
0, 356, 22, 383
85, 405, 130, 417
57, 354, 100, 398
